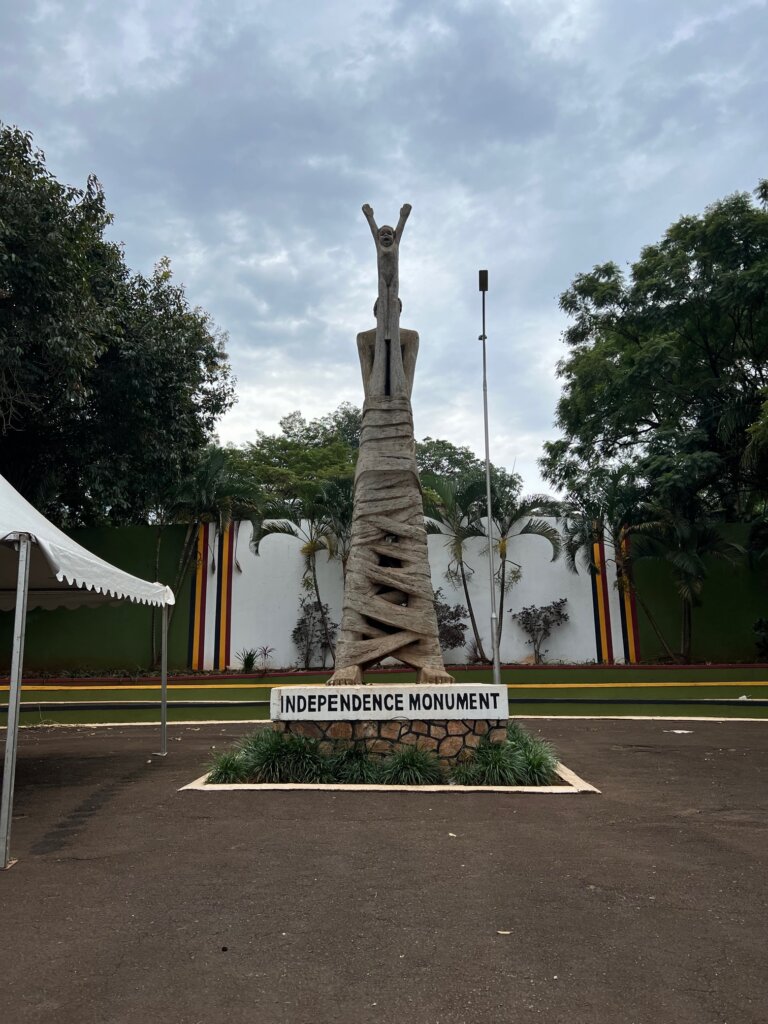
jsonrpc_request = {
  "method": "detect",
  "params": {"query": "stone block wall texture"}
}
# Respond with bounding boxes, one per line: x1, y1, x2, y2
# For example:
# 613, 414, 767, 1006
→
273, 718, 508, 765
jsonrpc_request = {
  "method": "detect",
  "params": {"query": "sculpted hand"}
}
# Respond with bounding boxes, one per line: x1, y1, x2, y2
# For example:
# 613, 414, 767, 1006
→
400, 203, 412, 217
362, 203, 373, 216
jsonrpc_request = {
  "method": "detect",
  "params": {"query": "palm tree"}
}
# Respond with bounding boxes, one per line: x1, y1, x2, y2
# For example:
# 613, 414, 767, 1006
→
634, 508, 743, 662
561, 467, 680, 662
150, 445, 263, 665
319, 476, 355, 580
424, 474, 490, 662
489, 483, 561, 648
253, 485, 339, 666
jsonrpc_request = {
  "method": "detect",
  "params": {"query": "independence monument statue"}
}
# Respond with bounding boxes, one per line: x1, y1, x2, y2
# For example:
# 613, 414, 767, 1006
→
327, 204, 454, 687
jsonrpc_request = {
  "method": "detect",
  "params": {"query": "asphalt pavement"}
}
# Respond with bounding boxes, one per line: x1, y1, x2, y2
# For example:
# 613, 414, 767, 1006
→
2, 717, 767, 1024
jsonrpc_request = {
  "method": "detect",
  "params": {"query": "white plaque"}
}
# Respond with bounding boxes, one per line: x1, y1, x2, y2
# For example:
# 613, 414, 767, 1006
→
270, 684, 508, 721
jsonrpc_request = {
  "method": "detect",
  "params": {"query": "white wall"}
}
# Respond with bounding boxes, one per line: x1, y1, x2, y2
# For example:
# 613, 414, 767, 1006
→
213, 519, 623, 671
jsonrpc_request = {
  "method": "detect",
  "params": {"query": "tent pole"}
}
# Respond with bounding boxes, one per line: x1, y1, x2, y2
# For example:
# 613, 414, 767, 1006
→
155, 603, 168, 757
1, 534, 32, 870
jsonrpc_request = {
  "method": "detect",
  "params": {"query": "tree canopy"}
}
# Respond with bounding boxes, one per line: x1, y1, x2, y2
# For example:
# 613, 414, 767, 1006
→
228, 405, 360, 499
541, 181, 768, 520
0, 123, 235, 524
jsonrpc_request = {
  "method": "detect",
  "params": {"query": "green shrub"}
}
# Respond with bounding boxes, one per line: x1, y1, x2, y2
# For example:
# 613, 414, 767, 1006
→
473, 740, 527, 786
379, 745, 444, 786
505, 719, 529, 747
281, 735, 335, 783
208, 725, 560, 788
328, 745, 384, 784
237, 729, 332, 783
207, 750, 249, 784
506, 720, 560, 785
450, 759, 482, 786
449, 724, 560, 787
518, 739, 559, 785
237, 648, 258, 673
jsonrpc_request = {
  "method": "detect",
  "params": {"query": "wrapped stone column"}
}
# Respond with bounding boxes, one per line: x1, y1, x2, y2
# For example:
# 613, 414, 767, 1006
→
327, 204, 453, 686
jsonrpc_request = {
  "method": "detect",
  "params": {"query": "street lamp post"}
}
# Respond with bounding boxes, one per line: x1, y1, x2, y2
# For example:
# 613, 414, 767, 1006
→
479, 270, 502, 688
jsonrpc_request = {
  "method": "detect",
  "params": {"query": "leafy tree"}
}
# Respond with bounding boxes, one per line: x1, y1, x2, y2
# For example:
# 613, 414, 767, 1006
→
433, 587, 468, 652
542, 181, 768, 520
0, 123, 235, 523
754, 618, 768, 661
633, 506, 743, 662
416, 437, 484, 479
511, 599, 569, 664
0, 124, 112, 434
231, 403, 358, 500
561, 467, 679, 662
312, 402, 362, 449
292, 595, 338, 670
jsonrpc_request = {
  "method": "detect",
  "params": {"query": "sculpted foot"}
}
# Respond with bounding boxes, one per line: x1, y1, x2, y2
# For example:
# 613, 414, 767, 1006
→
417, 666, 455, 686
326, 665, 363, 687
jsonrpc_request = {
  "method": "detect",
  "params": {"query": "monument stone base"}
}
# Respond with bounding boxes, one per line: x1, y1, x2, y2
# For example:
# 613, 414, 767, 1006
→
273, 718, 509, 765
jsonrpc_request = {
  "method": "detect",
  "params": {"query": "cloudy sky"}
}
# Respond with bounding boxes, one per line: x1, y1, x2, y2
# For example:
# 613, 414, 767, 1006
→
3, 0, 767, 490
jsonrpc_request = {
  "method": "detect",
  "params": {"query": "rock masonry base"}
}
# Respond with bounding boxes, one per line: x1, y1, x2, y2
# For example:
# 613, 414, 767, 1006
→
273, 718, 509, 764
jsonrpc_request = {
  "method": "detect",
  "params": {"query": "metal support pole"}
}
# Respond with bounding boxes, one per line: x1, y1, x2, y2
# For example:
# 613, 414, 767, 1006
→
154, 603, 169, 757
1, 534, 32, 869
479, 271, 502, 689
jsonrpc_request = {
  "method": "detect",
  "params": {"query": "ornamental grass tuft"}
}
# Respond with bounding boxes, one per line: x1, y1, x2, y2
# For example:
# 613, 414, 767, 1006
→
469, 739, 527, 786
207, 750, 249, 784
236, 729, 333, 783
507, 720, 560, 785
328, 744, 384, 784
519, 740, 559, 785
505, 719, 529, 747
449, 758, 482, 786
379, 744, 444, 786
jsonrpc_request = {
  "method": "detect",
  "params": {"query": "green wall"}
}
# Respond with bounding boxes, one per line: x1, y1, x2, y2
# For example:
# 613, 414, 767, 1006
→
633, 525, 767, 663
0, 525, 192, 672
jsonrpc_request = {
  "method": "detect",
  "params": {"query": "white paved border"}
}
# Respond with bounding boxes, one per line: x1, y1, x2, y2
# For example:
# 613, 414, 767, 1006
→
178, 762, 600, 795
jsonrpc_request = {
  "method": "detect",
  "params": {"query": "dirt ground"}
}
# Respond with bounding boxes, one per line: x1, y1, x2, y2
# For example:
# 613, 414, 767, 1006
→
2, 717, 767, 1024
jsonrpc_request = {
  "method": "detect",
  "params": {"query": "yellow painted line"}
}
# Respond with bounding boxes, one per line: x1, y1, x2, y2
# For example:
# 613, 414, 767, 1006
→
5, 681, 318, 692
3, 679, 767, 693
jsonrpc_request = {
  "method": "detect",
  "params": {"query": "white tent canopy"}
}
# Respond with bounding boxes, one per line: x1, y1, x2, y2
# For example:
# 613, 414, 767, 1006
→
1, 472, 175, 868
0, 474, 174, 611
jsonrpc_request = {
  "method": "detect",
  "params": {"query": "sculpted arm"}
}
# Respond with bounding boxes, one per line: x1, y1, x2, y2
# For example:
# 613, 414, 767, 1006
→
362, 204, 379, 243
394, 203, 412, 242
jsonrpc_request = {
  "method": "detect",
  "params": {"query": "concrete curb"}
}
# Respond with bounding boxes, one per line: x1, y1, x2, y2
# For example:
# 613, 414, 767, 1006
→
179, 762, 601, 795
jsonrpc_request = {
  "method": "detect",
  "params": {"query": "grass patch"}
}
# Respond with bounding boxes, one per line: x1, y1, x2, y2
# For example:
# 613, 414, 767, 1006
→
207, 750, 249, 784
328, 744, 384, 784
451, 741, 526, 786
449, 721, 559, 786
239, 730, 333, 783
378, 745, 444, 786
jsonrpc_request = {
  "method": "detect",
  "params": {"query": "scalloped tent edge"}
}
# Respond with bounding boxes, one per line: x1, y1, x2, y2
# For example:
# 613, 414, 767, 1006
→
1, 472, 175, 868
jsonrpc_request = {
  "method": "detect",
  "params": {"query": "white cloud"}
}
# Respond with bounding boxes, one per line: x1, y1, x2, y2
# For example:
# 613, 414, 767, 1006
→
2, 0, 767, 495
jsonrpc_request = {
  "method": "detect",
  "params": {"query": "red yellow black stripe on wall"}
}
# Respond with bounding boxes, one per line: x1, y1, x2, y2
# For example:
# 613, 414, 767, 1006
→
589, 531, 641, 664
590, 533, 614, 664
187, 523, 235, 670
618, 536, 641, 664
